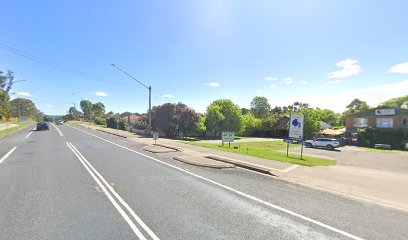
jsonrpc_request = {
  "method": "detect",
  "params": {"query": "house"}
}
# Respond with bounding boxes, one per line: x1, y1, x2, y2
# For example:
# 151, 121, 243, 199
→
319, 121, 333, 130
124, 115, 145, 125
345, 108, 408, 133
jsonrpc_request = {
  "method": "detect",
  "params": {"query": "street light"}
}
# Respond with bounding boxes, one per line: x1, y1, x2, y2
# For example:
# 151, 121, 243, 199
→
111, 64, 152, 131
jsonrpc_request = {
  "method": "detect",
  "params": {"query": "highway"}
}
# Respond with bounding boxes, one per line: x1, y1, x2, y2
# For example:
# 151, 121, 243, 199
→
0, 124, 407, 240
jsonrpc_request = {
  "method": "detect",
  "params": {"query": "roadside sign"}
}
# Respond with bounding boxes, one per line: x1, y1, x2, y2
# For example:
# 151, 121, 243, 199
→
5, 115, 11, 121
284, 139, 293, 144
288, 113, 304, 140
222, 132, 234, 143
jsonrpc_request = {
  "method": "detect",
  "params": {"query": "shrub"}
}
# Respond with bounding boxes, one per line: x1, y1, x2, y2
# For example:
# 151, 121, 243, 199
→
358, 128, 408, 150
94, 117, 106, 126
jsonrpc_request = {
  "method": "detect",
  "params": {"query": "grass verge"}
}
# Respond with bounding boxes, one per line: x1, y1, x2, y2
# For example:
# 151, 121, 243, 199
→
0, 119, 35, 136
183, 141, 335, 167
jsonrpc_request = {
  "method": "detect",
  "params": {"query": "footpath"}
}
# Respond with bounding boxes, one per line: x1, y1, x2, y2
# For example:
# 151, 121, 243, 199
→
77, 124, 408, 212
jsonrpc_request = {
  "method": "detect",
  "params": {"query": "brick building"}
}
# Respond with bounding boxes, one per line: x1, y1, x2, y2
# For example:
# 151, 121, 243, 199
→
345, 108, 408, 133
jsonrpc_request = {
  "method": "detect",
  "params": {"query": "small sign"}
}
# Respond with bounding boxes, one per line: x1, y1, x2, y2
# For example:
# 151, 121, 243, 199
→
288, 113, 304, 140
152, 131, 159, 140
375, 109, 395, 116
222, 132, 235, 142
284, 139, 293, 143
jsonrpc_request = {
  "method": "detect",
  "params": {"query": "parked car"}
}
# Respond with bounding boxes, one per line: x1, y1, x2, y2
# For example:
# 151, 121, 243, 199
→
56, 120, 64, 125
303, 138, 340, 150
36, 122, 49, 131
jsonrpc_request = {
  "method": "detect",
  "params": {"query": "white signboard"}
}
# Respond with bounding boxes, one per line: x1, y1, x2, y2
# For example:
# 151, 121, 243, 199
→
222, 132, 235, 142
375, 109, 395, 116
152, 131, 159, 140
288, 113, 304, 139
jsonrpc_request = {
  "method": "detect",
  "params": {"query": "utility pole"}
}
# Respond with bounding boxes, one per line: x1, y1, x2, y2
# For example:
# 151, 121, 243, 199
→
111, 64, 152, 132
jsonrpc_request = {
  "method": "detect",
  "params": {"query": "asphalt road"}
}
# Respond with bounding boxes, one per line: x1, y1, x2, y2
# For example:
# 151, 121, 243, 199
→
1, 124, 407, 240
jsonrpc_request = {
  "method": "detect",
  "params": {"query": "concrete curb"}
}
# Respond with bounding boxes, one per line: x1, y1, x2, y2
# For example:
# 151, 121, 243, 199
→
173, 156, 235, 169
96, 128, 127, 138
154, 143, 182, 152
205, 155, 277, 176
143, 145, 178, 153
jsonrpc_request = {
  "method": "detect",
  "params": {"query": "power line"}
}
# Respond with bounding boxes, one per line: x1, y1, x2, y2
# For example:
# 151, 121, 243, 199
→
0, 42, 131, 86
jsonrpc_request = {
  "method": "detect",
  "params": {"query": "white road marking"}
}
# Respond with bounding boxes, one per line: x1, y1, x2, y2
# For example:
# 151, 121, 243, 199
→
24, 131, 33, 139
0, 147, 17, 164
66, 142, 150, 240
67, 125, 364, 240
281, 164, 300, 173
51, 123, 64, 136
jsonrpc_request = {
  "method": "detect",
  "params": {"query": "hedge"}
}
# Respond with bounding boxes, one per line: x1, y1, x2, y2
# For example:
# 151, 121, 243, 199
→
358, 128, 408, 150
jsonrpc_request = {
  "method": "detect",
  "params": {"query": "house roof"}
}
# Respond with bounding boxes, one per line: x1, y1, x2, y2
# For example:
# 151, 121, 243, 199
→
124, 115, 144, 120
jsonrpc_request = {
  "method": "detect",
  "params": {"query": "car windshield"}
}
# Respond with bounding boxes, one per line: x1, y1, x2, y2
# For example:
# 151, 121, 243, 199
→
1, 1, 407, 240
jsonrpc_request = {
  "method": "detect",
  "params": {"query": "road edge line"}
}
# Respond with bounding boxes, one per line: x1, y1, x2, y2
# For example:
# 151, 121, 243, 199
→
0, 146, 17, 164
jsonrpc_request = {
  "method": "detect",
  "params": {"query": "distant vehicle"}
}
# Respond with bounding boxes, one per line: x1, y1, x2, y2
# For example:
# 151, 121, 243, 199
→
303, 138, 340, 150
36, 122, 49, 131
56, 120, 64, 125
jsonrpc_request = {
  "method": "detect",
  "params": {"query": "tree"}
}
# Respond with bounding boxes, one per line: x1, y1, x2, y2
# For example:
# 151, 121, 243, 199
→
152, 102, 199, 138
282, 102, 310, 113
68, 107, 82, 119
379, 95, 408, 109
80, 100, 93, 120
299, 108, 322, 139
92, 102, 105, 117
250, 96, 271, 118
204, 99, 243, 136
344, 98, 370, 115
0, 70, 14, 119
242, 113, 262, 134
317, 108, 342, 127
10, 98, 38, 118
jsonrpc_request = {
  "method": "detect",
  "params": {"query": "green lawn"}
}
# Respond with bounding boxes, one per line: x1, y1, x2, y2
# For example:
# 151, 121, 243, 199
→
183, 141, 336, 167
0, 118, 35, 136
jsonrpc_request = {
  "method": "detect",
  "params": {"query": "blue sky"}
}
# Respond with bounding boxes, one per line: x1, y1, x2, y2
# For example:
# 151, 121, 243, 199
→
1, 0, 407, 115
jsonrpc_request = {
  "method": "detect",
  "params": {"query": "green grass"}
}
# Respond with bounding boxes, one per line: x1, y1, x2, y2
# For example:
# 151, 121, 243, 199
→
356, 146, 407, 154
0, 118, 35, 136
183, 141, 335, 167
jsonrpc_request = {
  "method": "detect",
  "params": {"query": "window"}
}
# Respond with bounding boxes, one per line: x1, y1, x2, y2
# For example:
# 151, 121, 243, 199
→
354, 118, 368, 127
403, 119, 408, 126
376, 118, 393, 128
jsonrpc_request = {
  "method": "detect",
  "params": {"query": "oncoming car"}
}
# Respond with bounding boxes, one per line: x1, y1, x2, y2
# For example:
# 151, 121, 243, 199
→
303, 138, 340, 150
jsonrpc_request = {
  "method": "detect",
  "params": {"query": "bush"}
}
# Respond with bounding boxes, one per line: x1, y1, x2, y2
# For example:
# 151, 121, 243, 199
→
106, 117, 127, 130
94, 117, 106, 126
358, 128, 408, 150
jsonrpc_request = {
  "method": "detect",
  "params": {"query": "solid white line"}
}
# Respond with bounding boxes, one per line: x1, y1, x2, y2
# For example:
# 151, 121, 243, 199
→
0, 146, 17, 164
24, 131, 33, 139
67, 125, 364, 240
68, 143, 160, 240
66, 142, 148, 240
51, 123, 64, 136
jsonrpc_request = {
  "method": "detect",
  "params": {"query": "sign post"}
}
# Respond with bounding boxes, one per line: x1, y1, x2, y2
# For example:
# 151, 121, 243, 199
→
221, 132, 234, 148
287, 113, 305, 159
152, 131, 159, 145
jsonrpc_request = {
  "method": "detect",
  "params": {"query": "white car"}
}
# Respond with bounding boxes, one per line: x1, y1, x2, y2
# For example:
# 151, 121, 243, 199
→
303, 138, 340, 150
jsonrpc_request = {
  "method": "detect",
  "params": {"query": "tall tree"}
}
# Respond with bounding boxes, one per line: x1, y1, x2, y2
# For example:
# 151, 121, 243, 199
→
68, 107, 82, 119
344, 98, 370, 115
379, 95, 408, 109
0, 70, 14, 119
10, 98, 38, 118
250, 96, 271, 118
80, 100, 93, 120
92, 102, 105, 117
299, 108, 322, 139
204, 99, 243, 135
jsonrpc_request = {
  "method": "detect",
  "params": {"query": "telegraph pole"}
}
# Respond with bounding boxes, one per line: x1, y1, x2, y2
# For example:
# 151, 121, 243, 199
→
111, 64, 152, 131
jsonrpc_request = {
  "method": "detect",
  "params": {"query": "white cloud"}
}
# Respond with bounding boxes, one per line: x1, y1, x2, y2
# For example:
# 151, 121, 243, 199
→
264, 76, 277, 81
161, 94, 174, 98
283, 77, 294, 84
270, 84, 280, 89
205, 82, 220, 87
92, 91, 108, 97
327, 59, 362, 78
301, 80, 308, 85
389, 62, 408, 74
47, 104, 53, 108
322, 80, 344, 85
15, 91, 31, 97
256, 89, 263, 93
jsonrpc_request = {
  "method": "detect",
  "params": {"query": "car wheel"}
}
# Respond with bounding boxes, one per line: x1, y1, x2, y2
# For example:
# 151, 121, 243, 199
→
304, 143, 312, 148
326, 145, 334, 150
